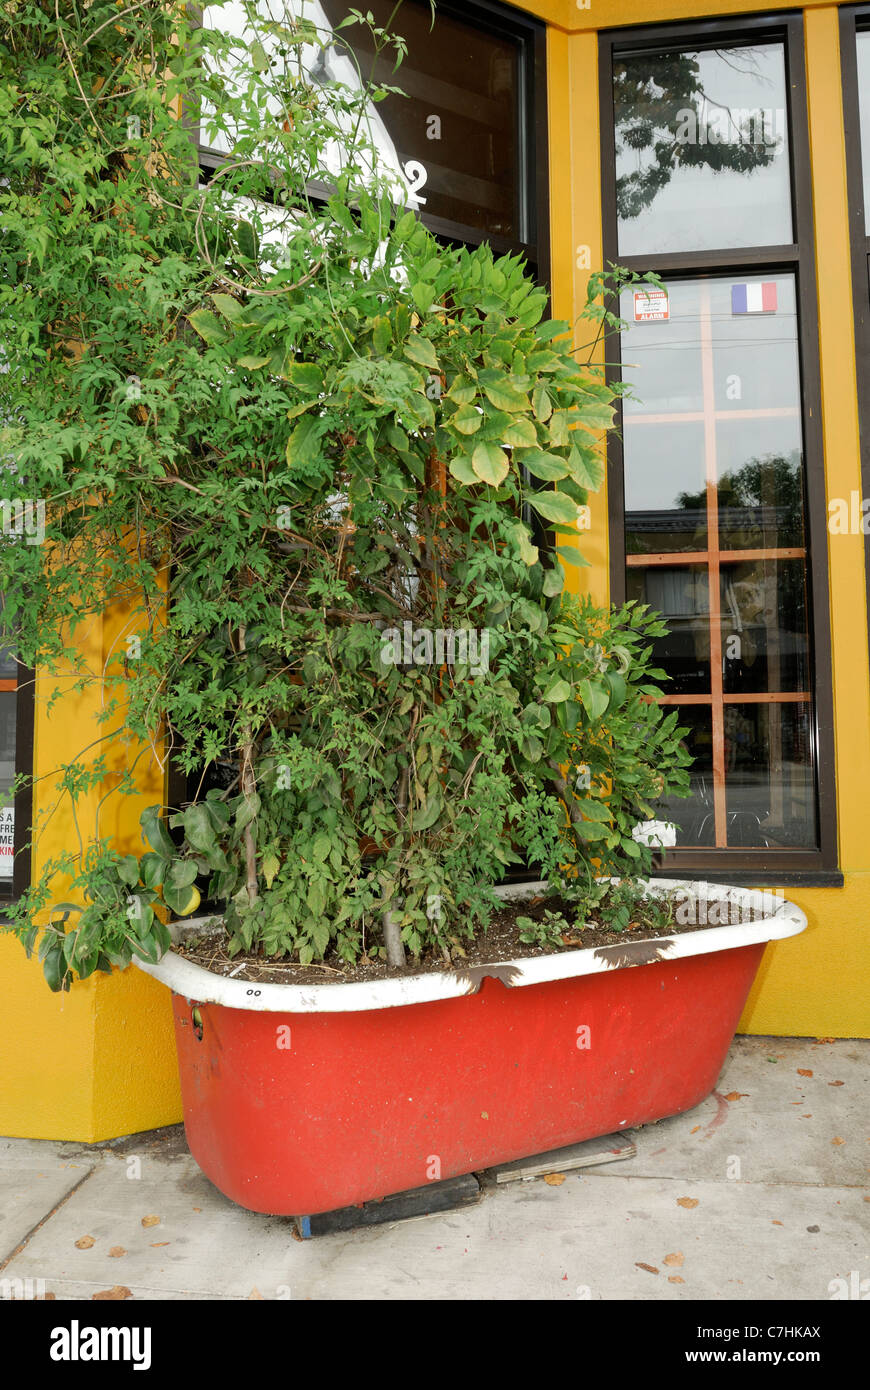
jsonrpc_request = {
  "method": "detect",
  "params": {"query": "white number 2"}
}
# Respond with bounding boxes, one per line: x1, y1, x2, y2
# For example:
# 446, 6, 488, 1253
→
403, 159, 428, 206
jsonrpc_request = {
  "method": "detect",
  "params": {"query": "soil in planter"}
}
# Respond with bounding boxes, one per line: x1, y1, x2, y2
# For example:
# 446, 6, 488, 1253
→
175, 886, 770, 987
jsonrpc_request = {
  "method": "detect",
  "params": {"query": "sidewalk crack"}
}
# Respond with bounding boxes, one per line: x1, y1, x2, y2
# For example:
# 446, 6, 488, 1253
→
0, 1167, 97, 1272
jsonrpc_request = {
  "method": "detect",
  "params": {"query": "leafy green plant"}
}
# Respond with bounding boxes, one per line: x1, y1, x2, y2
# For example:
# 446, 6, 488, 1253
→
516, 910, 569, 950
592, 879, 675, 934
0, 0, 691, 989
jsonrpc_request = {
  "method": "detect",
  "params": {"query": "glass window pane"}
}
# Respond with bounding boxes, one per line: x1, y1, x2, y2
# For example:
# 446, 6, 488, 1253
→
857, 31, 870, 224
721, 559, 811, 694
205, 1, 525, 243
621, 273, 807, 553
0, 690, 15, 794
0, 593, 16, 679
614, 42, 793, 255
624, 421, 709, 555
651, 706, 715, 847
725, 702, 817, 847
0, 691, 13, 881
320, 0, 521, 239
627, 566, 710, 694
620, 271, 817, 850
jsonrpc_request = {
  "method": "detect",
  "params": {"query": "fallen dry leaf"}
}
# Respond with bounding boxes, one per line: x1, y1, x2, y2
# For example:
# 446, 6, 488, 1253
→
832, 1136, 846, 1146
829, 1080, 844, 1087
797, 1069, 813, 1078
108, 1247, 126, 1259
724, 1092, 748, 1102
635, 1262, 659, 1274
690, 1126, 701, 1134
140, 1215, 160, 1228
663, 1252, 684, 1267
772, 1220, 784, 1226
543, 1173, 566, 1186
149, 1241, 170, 1248
74, 1235, 95, 1250
668, 1276, 685, 1284
677, 1197, 699, 1209
192, 1207, 201, 1213
248, 1287, 264, 1300
92, 1286, 132, 1301
815, 1037, 836, 1045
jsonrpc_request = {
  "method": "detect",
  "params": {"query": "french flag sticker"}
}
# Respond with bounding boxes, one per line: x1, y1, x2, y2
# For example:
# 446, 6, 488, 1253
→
732, 281, 778, 314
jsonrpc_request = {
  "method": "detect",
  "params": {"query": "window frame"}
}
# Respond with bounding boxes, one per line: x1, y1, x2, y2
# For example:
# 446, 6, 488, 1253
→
0, 670, 34, 904
598, 12, 840, 885
840, 4, 870, 681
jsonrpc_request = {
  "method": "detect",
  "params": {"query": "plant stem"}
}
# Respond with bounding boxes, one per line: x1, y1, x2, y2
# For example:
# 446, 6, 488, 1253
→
237, 625, 259, 908
382, 909, 406, 968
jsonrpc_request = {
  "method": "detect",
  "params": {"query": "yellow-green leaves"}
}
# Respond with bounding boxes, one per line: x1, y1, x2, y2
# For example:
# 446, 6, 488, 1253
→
509, 521, 539, 566
449, 455, 478, 484
411, 281, 435, 314
188, 309, 229, 345
542, 676, 571, 703
572, 401, 616, 432
446, 379, 476, 405
566, 443, 603, 490
283, 362, 324, 395
480, 374, 529, 413
250, 39, 270, 72
403, 334, 438, 369
285, 414, 324, 468
372, 315, 392, 355
392, 210, 417, 244
472, 441, 509, 486
452, 403, 482, 435
528, 490, 581, 525
532, 383, 553, 422
162, 882, 201, 918
502, 418, 537, 449
519, 449, 568, 482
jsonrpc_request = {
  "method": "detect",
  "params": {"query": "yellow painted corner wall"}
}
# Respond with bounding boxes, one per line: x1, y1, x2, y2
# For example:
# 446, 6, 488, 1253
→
556, 9, 870, 1039
0, 605, 182, 1141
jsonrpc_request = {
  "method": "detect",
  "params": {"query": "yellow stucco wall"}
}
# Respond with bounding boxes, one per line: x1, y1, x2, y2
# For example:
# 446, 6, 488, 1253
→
0, 604, 181, 1140
1, 0, 867, 1143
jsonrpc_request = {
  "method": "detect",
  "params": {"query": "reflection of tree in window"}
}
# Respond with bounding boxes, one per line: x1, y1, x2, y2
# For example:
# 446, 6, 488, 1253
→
614, 49, 780, 222
675, 451, 804, 548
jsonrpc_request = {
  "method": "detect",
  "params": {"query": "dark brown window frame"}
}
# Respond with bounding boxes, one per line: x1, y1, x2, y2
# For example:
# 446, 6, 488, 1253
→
598, 12, 840, 887
840, 4, 870, 682
0, 668, 34, 905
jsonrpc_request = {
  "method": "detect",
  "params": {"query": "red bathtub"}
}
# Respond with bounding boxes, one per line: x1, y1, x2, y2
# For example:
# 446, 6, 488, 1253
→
136, 880, 807, 1216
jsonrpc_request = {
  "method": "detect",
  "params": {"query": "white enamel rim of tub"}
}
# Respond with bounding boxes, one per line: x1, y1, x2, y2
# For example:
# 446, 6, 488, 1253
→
132, 878, 808, 1015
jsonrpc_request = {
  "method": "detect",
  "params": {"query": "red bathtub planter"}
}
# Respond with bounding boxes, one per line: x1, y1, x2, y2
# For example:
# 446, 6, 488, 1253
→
135, 880, 807, 1216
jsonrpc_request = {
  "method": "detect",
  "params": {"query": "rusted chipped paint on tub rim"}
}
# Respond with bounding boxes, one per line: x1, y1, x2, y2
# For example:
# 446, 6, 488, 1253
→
133, 879, 808, 1015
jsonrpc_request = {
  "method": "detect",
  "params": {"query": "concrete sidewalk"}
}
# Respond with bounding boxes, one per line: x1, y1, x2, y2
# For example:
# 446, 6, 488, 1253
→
1, 1035, 867, 1301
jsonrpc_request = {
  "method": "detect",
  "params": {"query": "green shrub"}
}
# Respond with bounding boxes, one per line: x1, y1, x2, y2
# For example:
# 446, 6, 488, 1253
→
0, 1, 690, 987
